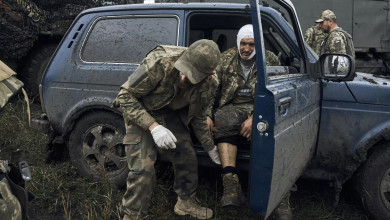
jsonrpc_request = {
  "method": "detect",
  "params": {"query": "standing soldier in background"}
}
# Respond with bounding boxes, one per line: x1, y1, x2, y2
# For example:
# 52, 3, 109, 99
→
305, 24, 327, 55
115, 39, 221, 220
316, 10, 355, 58
304, 9, 333, 55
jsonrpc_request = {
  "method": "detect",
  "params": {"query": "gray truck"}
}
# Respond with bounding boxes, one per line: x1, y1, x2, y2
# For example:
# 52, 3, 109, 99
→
30, 0, 390, 219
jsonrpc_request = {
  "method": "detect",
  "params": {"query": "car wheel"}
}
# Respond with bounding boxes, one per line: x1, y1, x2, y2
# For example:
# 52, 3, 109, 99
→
69, 111, 129, 188
354, 142, 390, 220
21, 44, 57, 99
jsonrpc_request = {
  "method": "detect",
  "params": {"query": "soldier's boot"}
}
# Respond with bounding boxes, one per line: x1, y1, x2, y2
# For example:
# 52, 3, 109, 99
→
220, 173, 246, 207
174, 193, 213, 219
274, 191, 293, 220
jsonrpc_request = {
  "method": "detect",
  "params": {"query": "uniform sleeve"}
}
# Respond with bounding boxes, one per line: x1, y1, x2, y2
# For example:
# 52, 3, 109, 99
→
265, 50, 281, 66
328, 34, 347, 55
191, 105, 215, 152
205, 49, 228, 117
116, 58, 163, 130
205, 74, 219, 118
190, 76, 219, 152
304, 27, 314, 48
191, 113, 215, 152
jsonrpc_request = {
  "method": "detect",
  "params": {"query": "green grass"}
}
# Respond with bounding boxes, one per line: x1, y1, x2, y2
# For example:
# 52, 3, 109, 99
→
0, 97, 370, 220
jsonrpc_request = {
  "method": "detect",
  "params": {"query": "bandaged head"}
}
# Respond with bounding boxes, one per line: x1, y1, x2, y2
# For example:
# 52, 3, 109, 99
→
237, 24, 256, 60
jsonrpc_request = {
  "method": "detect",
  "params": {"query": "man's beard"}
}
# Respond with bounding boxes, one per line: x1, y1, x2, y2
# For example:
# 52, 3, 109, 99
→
178, 78, 191, 89
323, 26, 330, 33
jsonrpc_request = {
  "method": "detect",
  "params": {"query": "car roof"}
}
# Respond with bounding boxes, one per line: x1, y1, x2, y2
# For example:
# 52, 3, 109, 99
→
81, 2, 268, 15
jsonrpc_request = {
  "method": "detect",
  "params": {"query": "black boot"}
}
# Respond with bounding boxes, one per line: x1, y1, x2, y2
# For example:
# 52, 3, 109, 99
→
220, 173, 245, 207
274, 191, 293, 220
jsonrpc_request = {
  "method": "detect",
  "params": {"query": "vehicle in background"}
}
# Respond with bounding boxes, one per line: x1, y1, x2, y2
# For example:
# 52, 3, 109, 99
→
2, 0, 388, 101
0, 0, 144, 98
160, 0, 390, 75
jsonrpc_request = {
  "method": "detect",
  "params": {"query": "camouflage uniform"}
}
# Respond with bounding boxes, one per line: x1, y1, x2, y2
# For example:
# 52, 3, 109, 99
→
0, 161, 22, 220
316, 11, 355, 58
321, 27, 349, 55
212, 47, 280, 140
304, 24, 327, 55
116, 45, 218, 216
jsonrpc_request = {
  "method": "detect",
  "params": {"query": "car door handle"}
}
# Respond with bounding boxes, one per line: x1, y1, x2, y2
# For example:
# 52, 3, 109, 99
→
278, 96, 292, 111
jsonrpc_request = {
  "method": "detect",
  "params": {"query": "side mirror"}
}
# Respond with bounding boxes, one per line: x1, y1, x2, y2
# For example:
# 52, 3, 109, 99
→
319, 53, 355, 81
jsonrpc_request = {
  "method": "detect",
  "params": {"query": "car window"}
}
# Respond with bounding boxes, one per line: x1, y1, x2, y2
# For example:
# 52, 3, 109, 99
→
268, 26, 290, 56
81, 16, 179, 64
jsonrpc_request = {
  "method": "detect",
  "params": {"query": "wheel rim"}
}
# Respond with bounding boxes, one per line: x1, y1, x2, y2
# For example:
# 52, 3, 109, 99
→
82, 124, 126, 175
380, 167, 390, 211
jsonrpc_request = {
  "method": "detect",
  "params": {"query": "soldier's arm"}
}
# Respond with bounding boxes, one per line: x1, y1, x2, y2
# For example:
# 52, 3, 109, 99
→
304, 27, 314, 47
265, 50, 281, 66
191, 77, 219, 152
205, 66, 221, 117
116, 59, 163, 130
191, 107, 215, 152
328, 35, 347, 55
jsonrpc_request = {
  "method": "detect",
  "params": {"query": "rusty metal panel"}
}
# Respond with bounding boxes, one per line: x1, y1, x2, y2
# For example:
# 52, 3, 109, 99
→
353, 0, 389, 52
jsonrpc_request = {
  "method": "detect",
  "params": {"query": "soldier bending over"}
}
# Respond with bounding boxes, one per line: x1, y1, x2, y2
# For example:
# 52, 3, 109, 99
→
115, 39, 221, 220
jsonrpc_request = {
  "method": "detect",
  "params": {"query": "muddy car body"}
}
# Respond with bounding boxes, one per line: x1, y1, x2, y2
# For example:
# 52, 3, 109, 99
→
30, 0, 385, 218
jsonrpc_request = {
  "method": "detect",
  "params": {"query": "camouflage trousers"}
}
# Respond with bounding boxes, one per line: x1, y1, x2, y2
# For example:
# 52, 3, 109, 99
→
121, 109, 198, 216
213, 103, 253, 145
0, 162, 22, 220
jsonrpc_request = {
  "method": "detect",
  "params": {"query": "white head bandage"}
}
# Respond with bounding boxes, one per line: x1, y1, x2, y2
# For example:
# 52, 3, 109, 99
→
237, 24, 256, 60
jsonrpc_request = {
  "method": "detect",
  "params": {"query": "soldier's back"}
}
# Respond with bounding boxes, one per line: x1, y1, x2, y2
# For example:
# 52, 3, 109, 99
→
321, 28, 348, 55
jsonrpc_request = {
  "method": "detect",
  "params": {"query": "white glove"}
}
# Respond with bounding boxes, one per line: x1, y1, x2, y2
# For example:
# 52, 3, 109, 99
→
208, 145, 221, 164
150, 125, 177, 149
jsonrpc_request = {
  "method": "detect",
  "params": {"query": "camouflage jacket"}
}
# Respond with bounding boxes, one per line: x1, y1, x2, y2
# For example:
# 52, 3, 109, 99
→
304, 24, 327, 55
320, 27, 354, 57
213, 47, 280, 109
116, 45, 218, 152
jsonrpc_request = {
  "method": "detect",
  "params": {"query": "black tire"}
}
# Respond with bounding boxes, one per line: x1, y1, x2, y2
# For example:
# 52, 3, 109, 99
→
354, 142, 390, 220
69, 111, 129, 188
21, 44, 57, 99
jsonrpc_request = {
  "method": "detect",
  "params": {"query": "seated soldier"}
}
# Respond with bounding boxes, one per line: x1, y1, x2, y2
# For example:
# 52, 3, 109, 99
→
210, 24, 292, 220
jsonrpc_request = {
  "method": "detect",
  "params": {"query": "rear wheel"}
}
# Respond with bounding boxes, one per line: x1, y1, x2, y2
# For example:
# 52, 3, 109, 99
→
354, 142, 390, 220
69, 111, 129, 188
21, 44, 57, 99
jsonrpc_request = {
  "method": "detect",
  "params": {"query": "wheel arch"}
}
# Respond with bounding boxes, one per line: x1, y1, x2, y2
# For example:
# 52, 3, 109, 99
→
351, 119, 390, 165
62, 105, 124, 142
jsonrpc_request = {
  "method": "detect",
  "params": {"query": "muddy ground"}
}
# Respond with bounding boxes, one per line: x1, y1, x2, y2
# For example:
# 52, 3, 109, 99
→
0, 97, 369, 220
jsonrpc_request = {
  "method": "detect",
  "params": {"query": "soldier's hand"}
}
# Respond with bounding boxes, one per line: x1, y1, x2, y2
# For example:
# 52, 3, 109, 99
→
150, 125, 177, 149
208, 145, 221, 164
239, 115, 253, 140
206, 116, 214, 138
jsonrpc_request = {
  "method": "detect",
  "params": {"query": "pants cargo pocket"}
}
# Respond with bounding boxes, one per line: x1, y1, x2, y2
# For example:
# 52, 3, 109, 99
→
123, 133, 142, 172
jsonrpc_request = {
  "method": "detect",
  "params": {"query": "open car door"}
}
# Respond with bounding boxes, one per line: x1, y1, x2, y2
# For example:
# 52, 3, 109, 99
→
249, 0, 321, 218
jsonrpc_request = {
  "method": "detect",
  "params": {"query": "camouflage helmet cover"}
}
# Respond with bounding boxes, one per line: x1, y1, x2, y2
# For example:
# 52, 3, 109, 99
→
315, 10, 337, 23
174, 39, 220, 84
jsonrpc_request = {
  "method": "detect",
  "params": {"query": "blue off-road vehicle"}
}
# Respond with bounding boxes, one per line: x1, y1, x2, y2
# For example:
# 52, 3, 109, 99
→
30, 0, 389, 219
